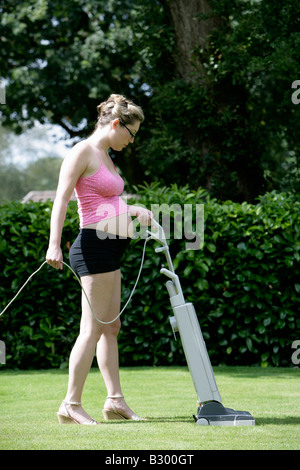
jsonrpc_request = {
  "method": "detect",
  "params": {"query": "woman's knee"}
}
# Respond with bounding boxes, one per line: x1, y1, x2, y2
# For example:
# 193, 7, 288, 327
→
78, 326, 102, 344
80, 313, 121, 340
102, 318, 121, 337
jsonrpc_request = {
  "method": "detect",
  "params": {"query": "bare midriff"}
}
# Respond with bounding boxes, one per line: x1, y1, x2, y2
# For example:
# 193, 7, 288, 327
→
83, 212, 134, 238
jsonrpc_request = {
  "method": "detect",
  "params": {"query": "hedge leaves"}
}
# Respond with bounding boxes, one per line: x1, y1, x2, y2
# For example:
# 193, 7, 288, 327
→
0, 186, 299, 368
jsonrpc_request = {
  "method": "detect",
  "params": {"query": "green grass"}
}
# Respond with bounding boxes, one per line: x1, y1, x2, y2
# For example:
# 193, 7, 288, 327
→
0, 366, 299, 450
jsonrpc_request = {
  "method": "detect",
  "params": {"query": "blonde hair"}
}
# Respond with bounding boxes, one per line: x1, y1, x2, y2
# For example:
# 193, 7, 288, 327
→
96, 94, 144, 128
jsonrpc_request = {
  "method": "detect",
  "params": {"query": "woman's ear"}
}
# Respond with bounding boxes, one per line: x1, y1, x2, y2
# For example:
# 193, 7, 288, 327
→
111, 118, 120, 130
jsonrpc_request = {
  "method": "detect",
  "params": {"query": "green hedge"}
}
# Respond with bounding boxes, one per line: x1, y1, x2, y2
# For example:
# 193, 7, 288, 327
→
0, 185, 299, 369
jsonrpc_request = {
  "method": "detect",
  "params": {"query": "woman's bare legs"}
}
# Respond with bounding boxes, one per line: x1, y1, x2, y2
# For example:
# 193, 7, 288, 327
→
60, 269, 137, 423
60, 270, 120, 423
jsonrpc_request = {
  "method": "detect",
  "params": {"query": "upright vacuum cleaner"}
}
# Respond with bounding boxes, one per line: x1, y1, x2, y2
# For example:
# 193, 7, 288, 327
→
147, 219, 255, 426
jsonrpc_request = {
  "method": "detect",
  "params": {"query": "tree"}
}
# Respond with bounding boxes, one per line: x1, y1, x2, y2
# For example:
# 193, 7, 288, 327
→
136, 0, 300, 200
0, 0, 149, 185
1, 0, 300, 201
163, 0, 221, 83
0, 0, 141, 136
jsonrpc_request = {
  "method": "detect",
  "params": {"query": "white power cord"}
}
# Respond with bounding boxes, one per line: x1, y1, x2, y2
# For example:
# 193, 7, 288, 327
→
0, 236, 150, 325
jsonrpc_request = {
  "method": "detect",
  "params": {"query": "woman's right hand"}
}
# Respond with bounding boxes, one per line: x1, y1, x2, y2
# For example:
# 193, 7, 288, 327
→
46, 245, 63, 270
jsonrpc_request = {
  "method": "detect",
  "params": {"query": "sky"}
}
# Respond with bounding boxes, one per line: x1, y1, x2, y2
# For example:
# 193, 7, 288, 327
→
0, 121, 74, 168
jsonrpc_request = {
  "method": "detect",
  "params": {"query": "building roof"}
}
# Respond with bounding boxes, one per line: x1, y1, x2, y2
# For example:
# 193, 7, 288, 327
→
22, 191, 76, 203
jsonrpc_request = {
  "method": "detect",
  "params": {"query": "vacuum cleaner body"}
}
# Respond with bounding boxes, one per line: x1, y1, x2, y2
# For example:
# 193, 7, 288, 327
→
147, 220, 255, 426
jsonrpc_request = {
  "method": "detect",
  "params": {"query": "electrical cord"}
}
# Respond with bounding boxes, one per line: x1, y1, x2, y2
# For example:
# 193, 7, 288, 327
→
0, 236, 150, 325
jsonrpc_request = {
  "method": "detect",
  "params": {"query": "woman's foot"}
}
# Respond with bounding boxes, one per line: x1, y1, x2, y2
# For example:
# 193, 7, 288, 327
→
57, 401, 100, 425
102, 395, 147, 421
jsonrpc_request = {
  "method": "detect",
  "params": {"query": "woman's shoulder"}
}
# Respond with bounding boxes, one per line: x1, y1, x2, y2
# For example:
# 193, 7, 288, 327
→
71, 139, 93, 158
64, 140, 94, 166
59, 140, 94, 179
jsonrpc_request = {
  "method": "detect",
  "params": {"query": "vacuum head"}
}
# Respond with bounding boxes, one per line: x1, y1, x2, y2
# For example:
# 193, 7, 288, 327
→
195, 401, 255, 426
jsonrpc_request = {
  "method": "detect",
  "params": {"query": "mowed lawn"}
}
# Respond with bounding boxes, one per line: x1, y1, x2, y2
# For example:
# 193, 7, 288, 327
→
0, 366, 299, 450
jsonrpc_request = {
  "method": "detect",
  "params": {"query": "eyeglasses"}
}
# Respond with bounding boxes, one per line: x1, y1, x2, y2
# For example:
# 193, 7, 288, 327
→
120, 121, 136, 140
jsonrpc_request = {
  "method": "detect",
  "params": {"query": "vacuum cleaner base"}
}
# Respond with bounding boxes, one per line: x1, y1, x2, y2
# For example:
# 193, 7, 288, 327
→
194, 401, 255, 426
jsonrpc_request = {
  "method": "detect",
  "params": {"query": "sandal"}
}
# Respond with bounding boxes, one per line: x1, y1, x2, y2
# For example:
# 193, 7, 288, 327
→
102, 395, 147, 421
57, 400, 100, 425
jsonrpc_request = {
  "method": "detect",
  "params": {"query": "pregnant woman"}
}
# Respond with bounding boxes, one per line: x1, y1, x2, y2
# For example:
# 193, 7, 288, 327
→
46, 94, 152, 425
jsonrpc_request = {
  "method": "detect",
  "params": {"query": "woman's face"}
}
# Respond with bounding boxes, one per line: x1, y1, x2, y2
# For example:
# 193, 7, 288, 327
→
111, 119, 140, 151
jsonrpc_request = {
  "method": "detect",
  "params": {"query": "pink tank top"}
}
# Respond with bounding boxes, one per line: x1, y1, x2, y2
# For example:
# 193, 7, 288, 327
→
74, 148, 128, 228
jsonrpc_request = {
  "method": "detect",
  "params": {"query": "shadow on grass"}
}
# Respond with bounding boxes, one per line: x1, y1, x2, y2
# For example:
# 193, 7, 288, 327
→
102, 415, 300, 426
255, 416, 300, 426
101, 416, 193, 424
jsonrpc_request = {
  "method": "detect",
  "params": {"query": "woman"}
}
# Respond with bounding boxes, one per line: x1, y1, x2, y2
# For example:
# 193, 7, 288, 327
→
46, 94, 152, 425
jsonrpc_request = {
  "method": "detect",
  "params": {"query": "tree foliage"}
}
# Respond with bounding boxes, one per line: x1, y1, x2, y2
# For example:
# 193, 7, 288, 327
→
1, 0, 300, 201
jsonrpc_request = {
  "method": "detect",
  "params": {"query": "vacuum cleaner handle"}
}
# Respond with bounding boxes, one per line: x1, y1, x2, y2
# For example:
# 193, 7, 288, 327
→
146, 219, 166, 245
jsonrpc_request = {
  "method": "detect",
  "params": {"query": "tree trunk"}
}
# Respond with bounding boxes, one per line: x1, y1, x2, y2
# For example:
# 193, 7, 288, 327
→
163, 0, 222, 192
163, 0, 263, 201
165, 0, 220, 83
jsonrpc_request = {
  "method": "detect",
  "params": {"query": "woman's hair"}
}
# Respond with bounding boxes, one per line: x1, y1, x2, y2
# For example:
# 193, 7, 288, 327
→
96, 94, 144, 128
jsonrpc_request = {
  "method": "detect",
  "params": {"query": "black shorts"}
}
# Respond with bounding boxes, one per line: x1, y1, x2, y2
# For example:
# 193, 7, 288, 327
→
69, 229, 131, 277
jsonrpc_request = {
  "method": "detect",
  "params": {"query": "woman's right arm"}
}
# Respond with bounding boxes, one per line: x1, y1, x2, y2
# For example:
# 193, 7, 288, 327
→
46, 144, 89, 270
